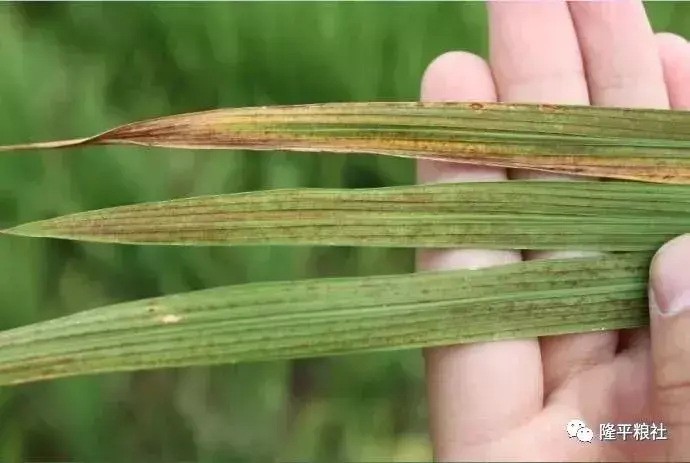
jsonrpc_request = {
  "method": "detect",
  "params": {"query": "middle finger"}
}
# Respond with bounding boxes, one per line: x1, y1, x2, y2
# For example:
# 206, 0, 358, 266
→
487, 0, 619, 400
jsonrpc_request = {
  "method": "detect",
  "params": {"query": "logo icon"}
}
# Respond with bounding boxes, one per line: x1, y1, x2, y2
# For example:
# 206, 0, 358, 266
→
567, 419, 594, 443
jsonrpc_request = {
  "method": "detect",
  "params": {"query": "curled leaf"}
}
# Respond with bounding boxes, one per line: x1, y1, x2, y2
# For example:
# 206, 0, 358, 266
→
3, 102, 690, 183
5, 181, 690, 251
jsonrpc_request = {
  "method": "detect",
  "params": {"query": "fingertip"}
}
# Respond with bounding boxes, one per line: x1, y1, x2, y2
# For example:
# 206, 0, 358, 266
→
656, 31, 687, 49
651, 234, 690, 280
421, 51, 496, 102
648, 234, 690, 458
650, 234, 690, 316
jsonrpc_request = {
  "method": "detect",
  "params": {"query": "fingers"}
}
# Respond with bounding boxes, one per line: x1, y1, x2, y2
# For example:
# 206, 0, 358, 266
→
649, 235, 690, 461
419, 52, 532, 459
487, 0, 618, 400
488, 1, 588, 105
657, 32, 690, 108
615, 32, 690, 355
570, 2, 671, 357
569, 1, 669, 108
645, 32, 690, 462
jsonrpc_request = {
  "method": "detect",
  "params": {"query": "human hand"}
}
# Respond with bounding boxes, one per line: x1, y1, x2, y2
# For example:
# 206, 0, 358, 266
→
418, 2, 690, 461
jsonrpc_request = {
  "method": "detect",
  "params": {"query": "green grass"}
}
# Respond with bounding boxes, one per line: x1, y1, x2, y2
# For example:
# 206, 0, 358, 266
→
0, 2, 687, 461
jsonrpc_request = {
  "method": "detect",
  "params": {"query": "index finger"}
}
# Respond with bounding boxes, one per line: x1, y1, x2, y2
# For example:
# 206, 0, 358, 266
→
418, 51, 533, 459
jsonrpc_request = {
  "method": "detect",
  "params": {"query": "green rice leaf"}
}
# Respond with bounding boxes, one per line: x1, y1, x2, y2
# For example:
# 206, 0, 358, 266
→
0, 252, 651, 386
5, 181, 690, 251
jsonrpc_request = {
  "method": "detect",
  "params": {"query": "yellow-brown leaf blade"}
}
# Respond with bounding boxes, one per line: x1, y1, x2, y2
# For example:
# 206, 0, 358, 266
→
3, 102, 690, 183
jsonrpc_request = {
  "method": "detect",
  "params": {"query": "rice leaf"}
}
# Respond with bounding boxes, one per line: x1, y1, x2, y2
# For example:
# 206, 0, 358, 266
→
0, 252, 651, 386
2, 102, 690, 183
5, 181, 690, 251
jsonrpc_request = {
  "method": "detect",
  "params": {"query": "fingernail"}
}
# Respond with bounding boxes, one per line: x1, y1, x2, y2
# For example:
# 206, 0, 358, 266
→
650, 234, 690, 316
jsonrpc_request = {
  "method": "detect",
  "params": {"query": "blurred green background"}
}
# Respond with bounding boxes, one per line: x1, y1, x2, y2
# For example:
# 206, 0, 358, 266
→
0, 2, 687, 461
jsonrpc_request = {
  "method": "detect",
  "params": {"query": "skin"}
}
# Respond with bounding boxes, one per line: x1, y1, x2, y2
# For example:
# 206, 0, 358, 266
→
418, 2, 690, 461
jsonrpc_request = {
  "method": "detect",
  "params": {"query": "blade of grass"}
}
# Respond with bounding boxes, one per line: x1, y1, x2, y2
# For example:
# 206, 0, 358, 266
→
2, 102, 690, 183
0, 252, 651, 386
5, 181, 690, 251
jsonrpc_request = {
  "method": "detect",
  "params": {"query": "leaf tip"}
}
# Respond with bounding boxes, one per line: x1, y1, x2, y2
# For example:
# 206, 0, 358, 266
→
1, 221, 48, 239
0, 137, 92, 153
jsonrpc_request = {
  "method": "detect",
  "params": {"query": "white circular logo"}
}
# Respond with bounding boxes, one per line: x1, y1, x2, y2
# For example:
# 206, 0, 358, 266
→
577, 427, 594, 443
566, 419, 586, 438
